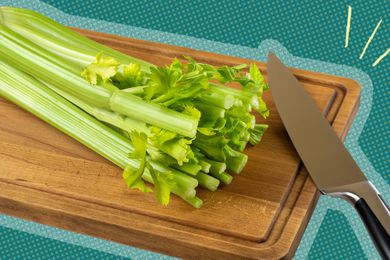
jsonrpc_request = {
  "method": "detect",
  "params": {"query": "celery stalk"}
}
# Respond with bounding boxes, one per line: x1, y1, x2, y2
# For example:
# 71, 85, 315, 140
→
41, 80, 150, 134
210, 83, 259, 109
197, 91, 234, 109
0, 7, 272, 207
209, 172, 233, 185
0, 25, 198, 137
202, 158, 227, 175
0, 60, 201, 207
198, 160, 211, 173
172, 163, 202, 176
194, 172, 220, 191
226, 152, 248, 174
110, 91, 198, 137
0, 24, 113, 108
0, 7, 152, 71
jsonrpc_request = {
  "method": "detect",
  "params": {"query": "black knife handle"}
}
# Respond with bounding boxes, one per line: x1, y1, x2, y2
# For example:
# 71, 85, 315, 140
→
355, 198, 390, 259
327, 181, 390, 259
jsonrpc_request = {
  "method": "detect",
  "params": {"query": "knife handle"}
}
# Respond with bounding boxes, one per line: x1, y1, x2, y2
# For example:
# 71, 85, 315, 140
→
327, 181, 390, 259
355, 198, 390, 259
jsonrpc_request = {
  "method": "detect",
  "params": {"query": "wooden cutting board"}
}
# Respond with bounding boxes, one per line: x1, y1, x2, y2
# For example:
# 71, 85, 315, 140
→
0, 28, 360, 259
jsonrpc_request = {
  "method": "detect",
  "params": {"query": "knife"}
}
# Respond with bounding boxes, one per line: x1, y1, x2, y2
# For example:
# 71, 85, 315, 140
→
267, 53, 390, 259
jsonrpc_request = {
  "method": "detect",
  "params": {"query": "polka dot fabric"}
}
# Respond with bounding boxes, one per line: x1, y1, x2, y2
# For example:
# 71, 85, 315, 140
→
307, 210, 367, 260
0, 215, 173, 259
0, 0, 388, 259
0, 226, 126, 260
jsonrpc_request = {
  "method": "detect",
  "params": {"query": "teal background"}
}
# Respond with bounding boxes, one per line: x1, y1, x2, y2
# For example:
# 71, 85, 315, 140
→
0, 0, 388, 259
0, 226, 127, 259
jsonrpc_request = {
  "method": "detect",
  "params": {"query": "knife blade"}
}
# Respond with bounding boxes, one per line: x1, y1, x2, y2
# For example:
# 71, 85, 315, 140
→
267, 53, 390, 258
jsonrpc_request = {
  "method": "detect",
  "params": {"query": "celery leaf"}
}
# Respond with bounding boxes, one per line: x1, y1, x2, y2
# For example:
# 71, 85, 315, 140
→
114, 63, 144, 88
122, 131, 151, 193
81, 52, 119, 85
147, 163, 175, 206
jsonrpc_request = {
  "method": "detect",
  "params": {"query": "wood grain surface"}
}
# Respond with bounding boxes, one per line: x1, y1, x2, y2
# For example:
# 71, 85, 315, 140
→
0, 28, 361, 259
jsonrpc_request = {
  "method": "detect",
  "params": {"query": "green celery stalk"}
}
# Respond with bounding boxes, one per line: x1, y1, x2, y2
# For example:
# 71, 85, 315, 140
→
209, 172, 233, 185
241, 130, 250, 142
0, 60, 202, 208
147, 160, 198, 190
0, 24, 113, 108
225, 147, 248, 174
249, 124, 269, 145
0, 7, 272, 204
229, 140, 247, 152
210, 83, 259, 109
142, 169, 196, 200
198, 160, 211, 173
197, 91, 234, 109
202, 158, 227, 175
0, 7, 273, 209
0, 61, 126, 166
172, 163, 202, 176
0, 25, 198, 138
194, 172, 220, 191
182, 196, 203, 209
110, 91, 198, 137
194, 101, 225, 120
41, 80, 150, 134
0, 7, 152, 71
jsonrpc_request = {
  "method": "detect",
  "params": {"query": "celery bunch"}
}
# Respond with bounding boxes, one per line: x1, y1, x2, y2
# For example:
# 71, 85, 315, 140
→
0, 7, 268, 207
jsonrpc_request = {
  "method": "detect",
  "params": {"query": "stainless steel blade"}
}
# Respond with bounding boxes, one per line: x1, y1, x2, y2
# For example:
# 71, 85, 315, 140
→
267, 53, 366, 191
267, 53, 389, 235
